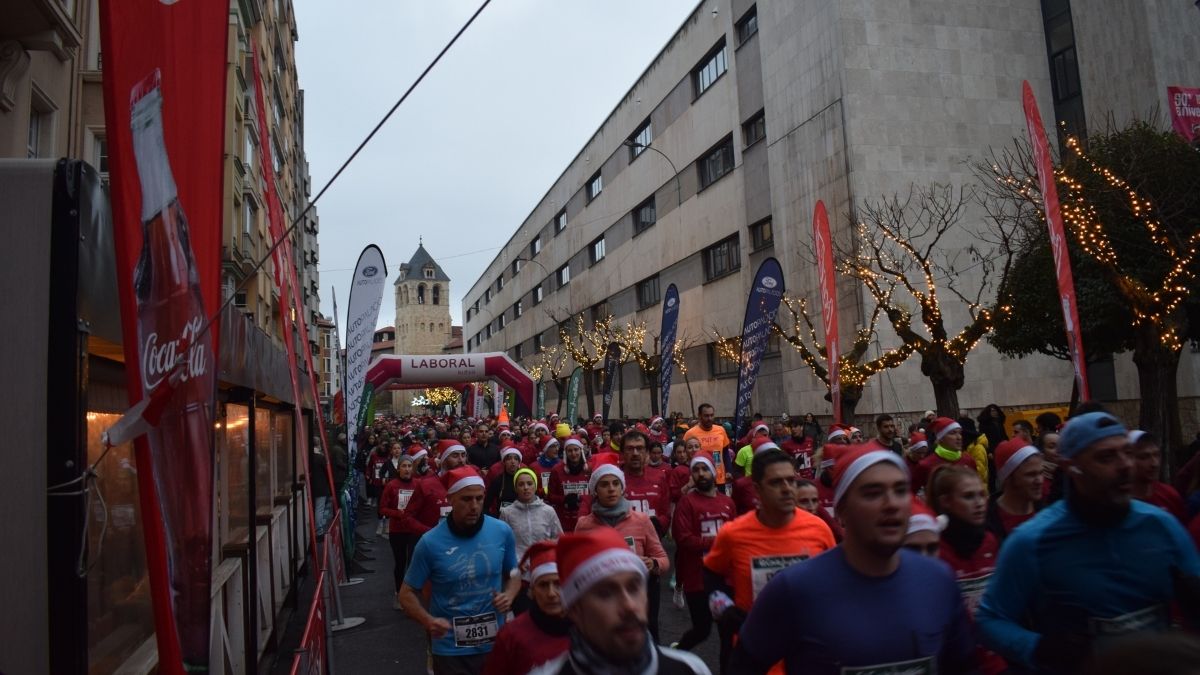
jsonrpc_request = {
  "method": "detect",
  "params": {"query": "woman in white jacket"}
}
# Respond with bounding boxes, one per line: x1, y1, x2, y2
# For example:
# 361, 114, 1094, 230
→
501, 467, 564, 615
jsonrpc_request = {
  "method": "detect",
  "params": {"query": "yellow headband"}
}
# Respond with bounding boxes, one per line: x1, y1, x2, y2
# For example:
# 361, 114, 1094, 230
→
514, 467, 539, 491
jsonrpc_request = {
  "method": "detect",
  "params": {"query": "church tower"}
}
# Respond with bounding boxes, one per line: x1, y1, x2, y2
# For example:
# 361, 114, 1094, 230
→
393, 241, 452, 413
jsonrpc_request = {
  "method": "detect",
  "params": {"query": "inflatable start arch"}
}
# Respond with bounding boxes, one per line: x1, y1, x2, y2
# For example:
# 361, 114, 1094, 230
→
365, 353, 536, 416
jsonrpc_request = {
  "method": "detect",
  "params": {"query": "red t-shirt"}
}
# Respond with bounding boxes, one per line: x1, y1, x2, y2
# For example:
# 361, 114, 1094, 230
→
780, 437, 816, 480
644, 462, 669, 488
668, 465, 691, 503
546, 462, 589, 533
1138, 481, 1188, 522
622, 470, 671, 525
732, 475, 759, 515
407, 473, 449, 529
938, 533, 1006, 675
671, 490, 737, 593
995, 505, 1037, 536
482, 610, 569, 675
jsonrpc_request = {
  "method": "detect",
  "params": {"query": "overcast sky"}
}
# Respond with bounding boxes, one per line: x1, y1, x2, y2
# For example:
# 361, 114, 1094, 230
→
293, 0, 700, 337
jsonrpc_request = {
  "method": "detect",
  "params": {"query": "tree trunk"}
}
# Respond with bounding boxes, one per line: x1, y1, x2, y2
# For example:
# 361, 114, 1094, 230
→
921, 351, 964, 418
649, 370, 660, 418
584, 369, 596, 419
841, 387, 863, 428
554, 380, 565, 416
1133, 328, 1183, 474
618, 365, 625, 420
683, 368, 695, 417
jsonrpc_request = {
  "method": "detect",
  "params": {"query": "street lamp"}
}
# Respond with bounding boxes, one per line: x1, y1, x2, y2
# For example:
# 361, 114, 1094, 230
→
623, 140, 681, 208
512, 255, 549, 277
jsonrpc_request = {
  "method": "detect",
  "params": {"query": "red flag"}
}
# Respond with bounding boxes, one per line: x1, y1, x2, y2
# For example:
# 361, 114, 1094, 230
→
813, 200, 842, 424
1022, 81, 1091, 400
98, 1, 229, 670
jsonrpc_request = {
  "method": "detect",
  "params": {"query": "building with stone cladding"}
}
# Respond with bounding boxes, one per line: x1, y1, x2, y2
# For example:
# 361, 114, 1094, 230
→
393, 243, 454, 413
464, 0, 1200, 433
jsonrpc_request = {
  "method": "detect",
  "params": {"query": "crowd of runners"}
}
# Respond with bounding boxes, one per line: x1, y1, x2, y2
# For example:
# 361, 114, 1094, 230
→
333, 402, 1200, 674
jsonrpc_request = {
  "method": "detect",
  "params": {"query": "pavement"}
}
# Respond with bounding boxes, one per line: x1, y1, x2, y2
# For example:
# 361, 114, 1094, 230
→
274, 506, 722, 673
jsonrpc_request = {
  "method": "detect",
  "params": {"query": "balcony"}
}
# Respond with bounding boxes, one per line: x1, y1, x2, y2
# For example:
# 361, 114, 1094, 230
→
0, 0, 82, 62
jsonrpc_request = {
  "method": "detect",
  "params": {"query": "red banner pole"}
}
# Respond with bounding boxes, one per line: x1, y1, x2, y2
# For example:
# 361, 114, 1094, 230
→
813, 200, 842, 424
1022, 81, 1091, 401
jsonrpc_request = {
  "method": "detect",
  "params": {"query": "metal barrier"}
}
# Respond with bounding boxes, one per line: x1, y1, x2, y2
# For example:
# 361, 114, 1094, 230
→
287, 507, 366, 674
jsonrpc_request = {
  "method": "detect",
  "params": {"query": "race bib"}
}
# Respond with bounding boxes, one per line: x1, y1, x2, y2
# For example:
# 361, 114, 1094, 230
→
957, 574, 991, 616
541, 471, 552, 489
699, 519, 724, 538
751, 555, 807, 599
452, 612, 499, 648
564, 482, 588, 496
840, 656, 934, 675
1088, 604, 1166, 639
624, 536, 637, 552
439, 505, 452, 519
397, 489, 414, 510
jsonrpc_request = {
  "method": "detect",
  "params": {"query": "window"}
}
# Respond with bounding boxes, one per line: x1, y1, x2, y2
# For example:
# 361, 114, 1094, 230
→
699, 136, 735, 189
242, 199, 257, 237
498, 314, 506, 330
424, 267, 435, 279
590, 301, 610, 324
530, 236, 542, 257
637, 275, 661, 309
495, 276, 504, 292
703, 234, 741, 281
693, 41, 728, 98
93, 135, 109, 176
486, 324, 492, 339
484, 288, 492, 304
587, 171, 603, 202
736, 6, 759, 45
590, 236, 606, 265
749, 217, 773, 250
1042, 0, 1086, 143
244, 131, 256, 171
533, 284, 544, 305
514, 344, 523, 361
766, 332, 781, 356
513, 300, 523, 319
432, 285, 441, 305
555, 209, 567, 235
634, 197, 656, 235
628, 120, 652, 160
27, 94, 53, 159
473, 299, 480, 314
557, 264, 570, 288
270, 134, 283, 174
742, 111, 765, 147
512, 258, 522, 275
707, 343, 739, 378
418, 284, 427, 304
534, 333, 543, 352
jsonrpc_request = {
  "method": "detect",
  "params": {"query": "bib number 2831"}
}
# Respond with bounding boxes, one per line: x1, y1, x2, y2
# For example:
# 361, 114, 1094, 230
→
453, 612, 499, 648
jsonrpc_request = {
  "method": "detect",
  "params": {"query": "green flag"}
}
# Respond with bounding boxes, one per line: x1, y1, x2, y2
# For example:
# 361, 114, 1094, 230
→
565, 367, 582, 423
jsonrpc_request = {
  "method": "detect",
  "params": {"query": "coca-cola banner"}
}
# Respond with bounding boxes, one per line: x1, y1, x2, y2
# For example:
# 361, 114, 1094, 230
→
733, 258, 785, 435
1022, 81, 1090, 400
98, 1, 228, 670
813, 201, 842, 424
1168, 86, 1200, 145
344, 245, 388, 467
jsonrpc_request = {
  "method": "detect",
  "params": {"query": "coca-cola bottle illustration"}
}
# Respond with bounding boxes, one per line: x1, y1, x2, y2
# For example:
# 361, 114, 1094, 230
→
130, 69, 215, 670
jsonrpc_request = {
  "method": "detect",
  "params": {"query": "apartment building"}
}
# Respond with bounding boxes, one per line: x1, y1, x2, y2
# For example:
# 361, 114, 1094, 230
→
464, 0, 1200, 423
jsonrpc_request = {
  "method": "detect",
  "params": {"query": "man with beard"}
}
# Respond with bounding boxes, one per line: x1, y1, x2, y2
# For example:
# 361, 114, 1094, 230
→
684, 404, 732, 492
398, 466, 520, 674
870, 414, 903, 455
730, 445, 975, 674
529, 528, 710, 675
671, 455, 735, 657
548, 437, 590, 532
780, 417, 816, 481
978, 412, 1200, 674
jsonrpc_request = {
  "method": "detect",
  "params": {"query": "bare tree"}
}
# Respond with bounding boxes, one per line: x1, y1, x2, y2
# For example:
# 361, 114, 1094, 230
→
839, 184, 1020, 416
528, 344, 570, 415
556, 313, 613, 418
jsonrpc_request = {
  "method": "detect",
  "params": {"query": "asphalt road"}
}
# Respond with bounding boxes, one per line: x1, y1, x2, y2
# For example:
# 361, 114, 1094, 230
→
324, 508, 722, 674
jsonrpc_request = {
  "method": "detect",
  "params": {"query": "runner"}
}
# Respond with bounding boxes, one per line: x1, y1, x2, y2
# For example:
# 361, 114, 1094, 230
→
574, 461, 670, 642
398, 466, 521, 674
529, 529, 709, 674
732, 423, 772, 480
902, 497, 942, 557
485, 446, 525, 515
779, 418, 816, 480
703, 449, 836, 674
985, 438, 1044, 541
977, 412, 1200, 673
1129, 430, 1187, 521
671, 455, 735, 654
379, 453, 427, 608
911, 416, 978, 496
927, 466, 1006, 674
684, 404, 732, 492
617, 430, 672, 532
731, 438, 780, 515
407, 440, 466, 529
500, 467, 564, 614
547, 437, 590, 533
483, 541, 571, 675
730, 444, 975, 674
534, 435, 562, 498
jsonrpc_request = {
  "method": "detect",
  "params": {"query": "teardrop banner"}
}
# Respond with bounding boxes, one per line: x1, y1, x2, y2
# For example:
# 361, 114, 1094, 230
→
565, 366, 583, 424
601, 342, 621, 421
98, 0, 230, 669
733, 258, 786, 435
1022, 81, 1090, 400
659, 284, 680, 418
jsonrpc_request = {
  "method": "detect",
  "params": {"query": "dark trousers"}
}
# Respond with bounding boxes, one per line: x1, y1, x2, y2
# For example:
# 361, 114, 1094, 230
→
647, 572, 661, 643
431, 653, 487, 675
389, 532, 416, 593
676, 591, 712, 651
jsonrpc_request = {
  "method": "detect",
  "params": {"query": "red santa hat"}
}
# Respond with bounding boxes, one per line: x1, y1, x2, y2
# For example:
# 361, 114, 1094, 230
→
562, 436, 584, 452
634, 423, 651, 436
752, 436, 780, 455
587, 458, 625, 495
907, 497, 945, 536
500, 446, 524, 463
650, 416, 664, 427
929, 417, 961, 442
498, 428, 514, 438
521, 540, 559, 583
436, 439, 467, 464
557, 528, 646, 608
994, 438, 1041, 486
826, 424, 849, 442
751, 422, 771, 436
593, 413, 604, 421
831, 443, 909, 507
689, 455, 715, 474
549, 412, 560, 421
531, 422, 550, 434
408, 445, 429, 462
441, 466, 485, 495
908, 431, 928, 452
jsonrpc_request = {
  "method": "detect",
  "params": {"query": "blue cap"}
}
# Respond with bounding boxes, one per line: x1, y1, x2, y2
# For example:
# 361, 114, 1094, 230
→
1059, 412, 1127, 459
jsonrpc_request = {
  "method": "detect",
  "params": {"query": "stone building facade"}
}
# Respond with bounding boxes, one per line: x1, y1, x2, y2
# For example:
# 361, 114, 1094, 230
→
393, 243, 453, 413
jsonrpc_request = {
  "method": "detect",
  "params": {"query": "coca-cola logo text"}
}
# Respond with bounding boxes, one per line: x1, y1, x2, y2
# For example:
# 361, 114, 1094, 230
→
142, 314, 208, 391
